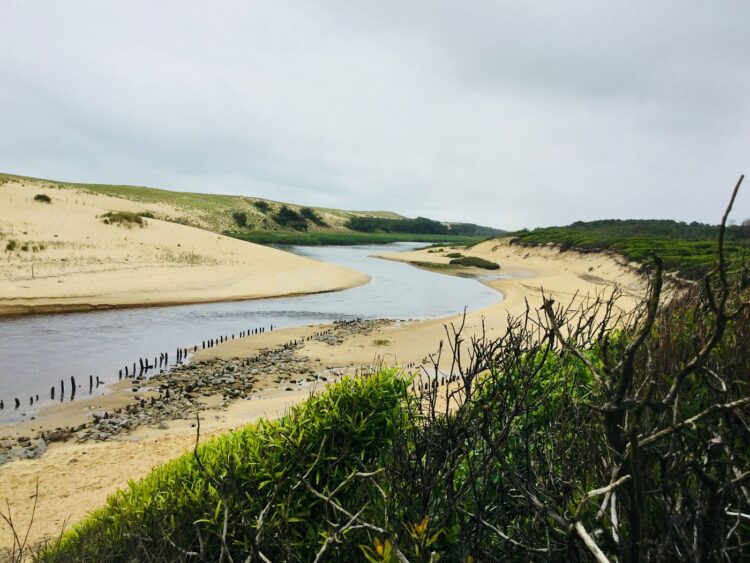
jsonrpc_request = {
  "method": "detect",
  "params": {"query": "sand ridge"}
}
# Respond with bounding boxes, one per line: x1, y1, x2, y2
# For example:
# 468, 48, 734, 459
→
0, 180, 370, 316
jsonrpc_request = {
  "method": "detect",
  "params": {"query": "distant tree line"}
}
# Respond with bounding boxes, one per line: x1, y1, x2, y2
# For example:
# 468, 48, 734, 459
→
346, 216, 503, 236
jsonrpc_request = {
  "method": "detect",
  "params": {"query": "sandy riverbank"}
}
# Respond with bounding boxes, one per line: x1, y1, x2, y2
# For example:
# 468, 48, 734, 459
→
0, 179, 369, 316
0, 238, 647, 554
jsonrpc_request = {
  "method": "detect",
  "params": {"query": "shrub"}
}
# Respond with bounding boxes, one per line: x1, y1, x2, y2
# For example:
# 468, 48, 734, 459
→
100, 211, 144, 227
33, 193, 51, 203
42, 372, 407, 561
253, 200, 271, 213
299, 207, 328, 227
449, 256, 500, 269
273, 205, 308, 231
231, 211, 247, 227
5, 239, 16, 251
446, 252, 464, 258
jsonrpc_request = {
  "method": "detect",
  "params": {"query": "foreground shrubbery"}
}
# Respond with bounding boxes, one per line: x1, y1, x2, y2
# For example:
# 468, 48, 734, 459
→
39, 261, 750, 561
42, 372, 407, 561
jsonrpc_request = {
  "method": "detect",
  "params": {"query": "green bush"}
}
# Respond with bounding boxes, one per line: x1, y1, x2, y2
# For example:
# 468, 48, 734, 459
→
445, 252, 464, 258
449, 256, 500, 269
100, 211, 145, 227
33, 193, 51, 203
272, 205, 308, 231
231, 211, 247, 227
5, 239, 17, 251
43, 371, 407, 562
253, 200, 271, 213
299, 207, 327, 227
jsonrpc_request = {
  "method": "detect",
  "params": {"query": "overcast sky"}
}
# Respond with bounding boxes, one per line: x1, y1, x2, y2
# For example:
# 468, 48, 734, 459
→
1, 2, 748, 229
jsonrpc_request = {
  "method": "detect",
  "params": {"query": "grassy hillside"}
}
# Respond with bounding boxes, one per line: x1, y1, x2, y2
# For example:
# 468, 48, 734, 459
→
0, 172, 500, 246
228, 230, 486, 246
510, 219, 750, 279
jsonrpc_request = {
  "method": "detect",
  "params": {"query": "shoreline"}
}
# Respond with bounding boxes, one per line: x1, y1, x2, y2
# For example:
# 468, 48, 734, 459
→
0, 180, 370, 319
0, 239, 648, 552
0, 278, 371, 318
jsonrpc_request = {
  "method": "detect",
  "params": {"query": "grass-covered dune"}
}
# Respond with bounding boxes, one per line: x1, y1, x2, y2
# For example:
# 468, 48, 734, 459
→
0, 172, 499, 247
510, 219, 750, 279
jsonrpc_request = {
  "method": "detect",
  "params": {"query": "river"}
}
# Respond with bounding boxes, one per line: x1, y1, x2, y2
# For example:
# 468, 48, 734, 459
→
0, 243, 503, 423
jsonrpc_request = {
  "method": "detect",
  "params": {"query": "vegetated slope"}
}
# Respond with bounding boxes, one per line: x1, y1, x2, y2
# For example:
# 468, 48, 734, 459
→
40, 254, 750, 561
0, 173, 502, 245
510, 219, 750, 279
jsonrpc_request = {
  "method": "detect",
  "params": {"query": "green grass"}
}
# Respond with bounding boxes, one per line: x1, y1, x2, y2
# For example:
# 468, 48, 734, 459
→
510, 219, 750, 279
448, 256, 500, 270
226, 230, 487, 246
42, 371, 408, 562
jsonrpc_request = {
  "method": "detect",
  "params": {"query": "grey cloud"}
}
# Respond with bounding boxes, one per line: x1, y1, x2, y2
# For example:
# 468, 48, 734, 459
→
0, 1, 748, 229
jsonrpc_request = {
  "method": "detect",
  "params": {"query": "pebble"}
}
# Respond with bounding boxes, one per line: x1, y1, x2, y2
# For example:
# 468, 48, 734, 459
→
0, 319, 395, 465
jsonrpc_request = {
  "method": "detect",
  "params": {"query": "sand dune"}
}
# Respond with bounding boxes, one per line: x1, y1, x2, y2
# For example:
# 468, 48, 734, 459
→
0, 180, 370, 316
